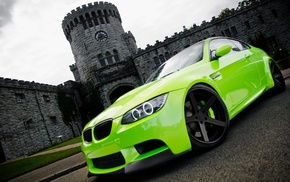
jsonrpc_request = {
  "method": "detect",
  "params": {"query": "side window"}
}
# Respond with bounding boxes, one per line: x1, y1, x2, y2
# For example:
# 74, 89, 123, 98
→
230, 40, 250, 51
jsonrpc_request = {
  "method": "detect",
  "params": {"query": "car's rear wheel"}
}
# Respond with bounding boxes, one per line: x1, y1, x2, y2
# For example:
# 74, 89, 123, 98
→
270, 60, 286, 93
185, 85, 229, 150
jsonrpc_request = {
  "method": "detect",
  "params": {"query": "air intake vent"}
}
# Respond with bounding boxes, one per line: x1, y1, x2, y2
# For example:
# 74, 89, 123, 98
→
135, 140, 166, 154
92, 152, 125, 169
94, 119, 113, 140
83, 128, 92, 143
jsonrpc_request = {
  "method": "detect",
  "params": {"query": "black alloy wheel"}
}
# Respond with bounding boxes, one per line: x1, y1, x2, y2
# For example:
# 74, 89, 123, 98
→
185, 85, 229, 150
270, 60, 286, 93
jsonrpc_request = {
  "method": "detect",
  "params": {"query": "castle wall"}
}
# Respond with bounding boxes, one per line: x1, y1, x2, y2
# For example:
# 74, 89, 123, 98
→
0, 78, 82, 161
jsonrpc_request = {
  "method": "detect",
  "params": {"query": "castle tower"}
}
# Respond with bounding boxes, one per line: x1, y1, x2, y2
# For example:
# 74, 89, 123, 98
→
62, 2, 140, 107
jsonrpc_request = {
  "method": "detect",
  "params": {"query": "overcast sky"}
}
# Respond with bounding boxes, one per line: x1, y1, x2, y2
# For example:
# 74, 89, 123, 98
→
0, 0, 241, 85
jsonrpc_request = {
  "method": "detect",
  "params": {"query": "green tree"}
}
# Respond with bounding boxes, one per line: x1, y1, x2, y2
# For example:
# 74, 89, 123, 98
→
57, 91, 78, 137
218, 8, 232, 19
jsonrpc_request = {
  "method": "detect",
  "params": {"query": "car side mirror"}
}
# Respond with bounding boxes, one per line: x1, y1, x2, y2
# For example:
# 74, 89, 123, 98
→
215, 44, 232, 58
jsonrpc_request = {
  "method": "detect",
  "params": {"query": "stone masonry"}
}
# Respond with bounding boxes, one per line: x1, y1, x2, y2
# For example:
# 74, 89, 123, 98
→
0, 78, 82, 161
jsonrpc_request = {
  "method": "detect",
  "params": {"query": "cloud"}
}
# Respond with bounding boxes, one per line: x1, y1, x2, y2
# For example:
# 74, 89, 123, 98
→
0, 0, 17, 32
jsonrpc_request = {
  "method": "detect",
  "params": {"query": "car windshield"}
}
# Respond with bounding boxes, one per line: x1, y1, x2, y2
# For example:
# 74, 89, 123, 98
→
146, 41, 204, 83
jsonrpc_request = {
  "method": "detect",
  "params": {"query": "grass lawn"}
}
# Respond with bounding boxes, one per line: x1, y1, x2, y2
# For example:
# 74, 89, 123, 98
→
0, 136, 82, 182
37, 136, 82, 152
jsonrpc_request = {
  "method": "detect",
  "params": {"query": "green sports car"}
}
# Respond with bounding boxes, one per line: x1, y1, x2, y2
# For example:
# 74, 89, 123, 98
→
81, 37, 285, 176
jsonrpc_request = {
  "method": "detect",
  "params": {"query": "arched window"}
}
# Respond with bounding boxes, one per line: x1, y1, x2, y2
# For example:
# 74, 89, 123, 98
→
104, 10, 110, 23
69, 21, 74, 29
159, 54, 165, 63
98, 54, 106, 67
113, 49, 120, 62
153, 57, 160, 66
165, 52, 171, 60
98, 10, 105, 24
91, 11, 99, 26
79, 15, 87, 29
74, 18, 79, 26
105, 52, 113, 64
85, 13, 93, 28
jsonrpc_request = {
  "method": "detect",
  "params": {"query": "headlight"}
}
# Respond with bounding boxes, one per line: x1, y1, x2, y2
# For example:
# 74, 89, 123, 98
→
121, 94, 168, 124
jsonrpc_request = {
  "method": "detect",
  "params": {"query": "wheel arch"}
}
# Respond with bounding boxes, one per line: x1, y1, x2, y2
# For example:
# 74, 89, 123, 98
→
262, 56, 275, 89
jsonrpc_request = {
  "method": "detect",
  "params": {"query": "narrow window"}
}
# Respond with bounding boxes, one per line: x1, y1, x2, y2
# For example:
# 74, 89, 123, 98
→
153, 57, 160, 66
91, 11, 99, 26
113, 49, 120, 62
98, 10, 105, 24
50, 116, 57, 125
104, 10, 110, 23
165, 52, 171, 60
271, 9, 278, 18
24, 119, 34, 129
244, 21, 251, 29
79, 15, 87, 29
85, 13, 93, 28
98, 54, 106, 67
224, 29, 231, 37
106, 52, 113, 64
74, 18, 79, 26
69, 21, 74, 29
230, 26, 238, 37
159, 54, 165, 63
43, 95, 50, 102
15, 93, 26, 103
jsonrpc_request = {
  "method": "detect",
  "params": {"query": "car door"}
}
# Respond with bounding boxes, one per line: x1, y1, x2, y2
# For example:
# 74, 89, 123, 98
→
209, 38, 260, 109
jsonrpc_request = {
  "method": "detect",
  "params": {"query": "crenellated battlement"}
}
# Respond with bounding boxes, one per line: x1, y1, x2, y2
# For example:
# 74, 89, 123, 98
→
0, 77, 59, 92
137, 0, 265, 54
69, 63, 77, 71
63, 1, 118, 22
62, 1, 121, 42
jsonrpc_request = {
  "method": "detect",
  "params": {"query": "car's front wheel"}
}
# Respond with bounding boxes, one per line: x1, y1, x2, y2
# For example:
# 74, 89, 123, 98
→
184, 85, 229, 150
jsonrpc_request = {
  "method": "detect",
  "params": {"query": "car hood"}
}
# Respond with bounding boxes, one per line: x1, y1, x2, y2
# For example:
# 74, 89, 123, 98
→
85, 62, 206, 128
86, 74, 185, 128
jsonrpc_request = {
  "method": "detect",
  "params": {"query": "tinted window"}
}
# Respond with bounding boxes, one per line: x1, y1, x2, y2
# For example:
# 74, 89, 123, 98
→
209, 38, 240, 60
230, 40, 250, 51
146, 41, 204, 83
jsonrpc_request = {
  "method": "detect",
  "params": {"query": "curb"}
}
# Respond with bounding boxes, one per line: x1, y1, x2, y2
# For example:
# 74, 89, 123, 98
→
38, 162, 86, 182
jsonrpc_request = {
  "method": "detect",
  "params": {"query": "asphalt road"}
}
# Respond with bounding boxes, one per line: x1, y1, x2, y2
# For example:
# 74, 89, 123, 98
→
53, 79, 290, 182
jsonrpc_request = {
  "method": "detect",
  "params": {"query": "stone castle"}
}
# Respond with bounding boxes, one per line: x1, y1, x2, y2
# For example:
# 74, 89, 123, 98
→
0, 0, 289, 162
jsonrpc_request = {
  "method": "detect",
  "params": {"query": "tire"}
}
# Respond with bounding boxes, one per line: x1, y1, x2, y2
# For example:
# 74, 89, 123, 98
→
184, 84, 229, 150
269, 60, 286, 93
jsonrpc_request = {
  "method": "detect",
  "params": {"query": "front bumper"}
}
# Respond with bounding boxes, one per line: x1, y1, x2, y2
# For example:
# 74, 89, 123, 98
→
87, 148, 191, 177
82, 89, 192, 175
